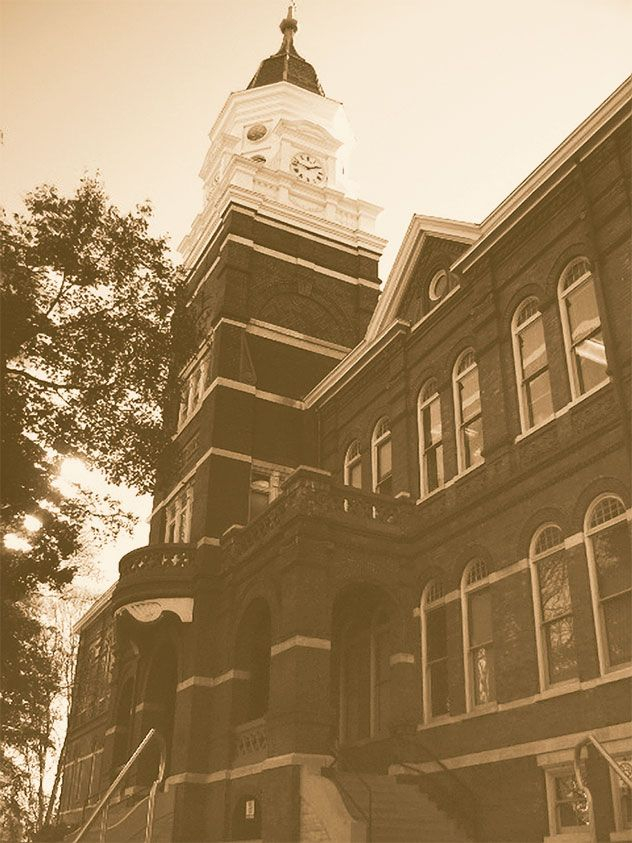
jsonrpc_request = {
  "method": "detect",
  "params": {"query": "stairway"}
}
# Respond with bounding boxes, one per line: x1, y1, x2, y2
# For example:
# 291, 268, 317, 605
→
331, 772, 471, 842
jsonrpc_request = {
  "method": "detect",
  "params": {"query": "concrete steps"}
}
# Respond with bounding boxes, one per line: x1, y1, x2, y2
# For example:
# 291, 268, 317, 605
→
332, 772, 470, 842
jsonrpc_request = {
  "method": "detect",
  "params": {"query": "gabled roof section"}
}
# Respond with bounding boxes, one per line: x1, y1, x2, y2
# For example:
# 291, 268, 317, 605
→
366, 217, 479, 341
248, 6, 325, 97
367, 74, 632, 342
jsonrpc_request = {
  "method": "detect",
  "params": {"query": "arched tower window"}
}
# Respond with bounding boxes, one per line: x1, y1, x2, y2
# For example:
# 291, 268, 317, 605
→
461, 560, 495, 710
584, 495, 630, 673
371, 418, 392, 495
558, 257, 608, 398
453, 350, 483, 472
512, 298, 553, 431
343, 440, 362, 489
421, 579, 448, 722
529, 525, 578, 689
418, 379, 444, 497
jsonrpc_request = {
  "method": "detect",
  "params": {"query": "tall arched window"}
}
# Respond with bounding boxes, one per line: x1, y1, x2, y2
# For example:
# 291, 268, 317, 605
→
421, 579, 448, 722
558, 257, 608, 399
461, 560, 495, 710
343, 440, 362, 489
584, 495, 630, 673
418, 380, 444, 497
453, 350, 484, 472
529, 525, 578, 689
371, 418, 392, 495
512, 298, 553, 431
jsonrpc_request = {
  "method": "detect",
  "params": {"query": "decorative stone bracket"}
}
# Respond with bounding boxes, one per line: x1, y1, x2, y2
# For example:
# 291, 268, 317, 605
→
115, 597, 194, 624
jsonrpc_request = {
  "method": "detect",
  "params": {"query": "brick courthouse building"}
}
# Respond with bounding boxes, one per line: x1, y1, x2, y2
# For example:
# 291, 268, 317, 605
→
59, 11, 632, 843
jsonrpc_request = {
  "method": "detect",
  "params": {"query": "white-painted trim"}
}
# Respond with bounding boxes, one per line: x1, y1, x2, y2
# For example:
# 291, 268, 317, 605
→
401, 721, 631, 773
164, 752, 334, 788
247, 318, 350, 358
415, 458, 486, 504
416, 665, 632, 732
270, 635, 331, 656
511, 299, 554, 435
304, 320, 410, 407
390, 653, 415, 666
196, 536, 221, 547
224, 234, 379, 290
176, 670, 251, 693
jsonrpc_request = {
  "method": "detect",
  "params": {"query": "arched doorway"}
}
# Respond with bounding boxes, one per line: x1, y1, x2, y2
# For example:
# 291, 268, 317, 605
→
138, 644, 177, 784
234, 600, 271, 723
333, 586, 393, 744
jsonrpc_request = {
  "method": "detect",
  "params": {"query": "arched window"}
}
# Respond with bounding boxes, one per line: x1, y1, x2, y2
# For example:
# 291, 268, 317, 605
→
461, 560, 495, 710
371, 418, 392, 495
512, 298, 554, 431
453, 350, 484, 472
421, 579, 448, 721
343, 440, 362, 489
418, 380, 444, 497
558, 257, 608, 399
429, 270, 453, 304
584, 495, 630, 673
529, 525, 578, 689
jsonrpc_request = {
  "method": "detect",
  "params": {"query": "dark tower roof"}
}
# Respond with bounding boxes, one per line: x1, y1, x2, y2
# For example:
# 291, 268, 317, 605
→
247, 6, 325, 97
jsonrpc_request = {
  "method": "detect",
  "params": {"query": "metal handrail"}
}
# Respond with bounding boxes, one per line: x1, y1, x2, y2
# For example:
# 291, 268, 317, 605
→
72, 728, 166, 843
326, 746, 373, 841
573, 733, 632, 843
393, 735, 477, 837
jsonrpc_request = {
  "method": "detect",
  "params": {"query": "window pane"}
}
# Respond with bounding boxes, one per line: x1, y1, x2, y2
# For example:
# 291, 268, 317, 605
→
463, 417, 483, 467
348, 462, 362, 489
469, 588, 492, 646
425, 444, 443, 493
429, 659, 449, 716
593, 522, 631, 598
422, 400, 442, 449
459, 369, 481, 422
472, 644, 495, 705
519, 318, 547, 379
376, 475, 392, 496
426, 606, 446, 661
567, 281, 600, 343
545, 617, 578, 683
377, 439, 392, 480
603, 593, 632, 666
249, 487, 269, 520
538, 553, 572, 621
555, 774, 588, 829
526, 371, 554, 427
575, 332, 607, 392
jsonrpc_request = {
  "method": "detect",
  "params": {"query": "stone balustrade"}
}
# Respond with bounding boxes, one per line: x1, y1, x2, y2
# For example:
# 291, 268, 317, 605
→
118, 544, 196, 578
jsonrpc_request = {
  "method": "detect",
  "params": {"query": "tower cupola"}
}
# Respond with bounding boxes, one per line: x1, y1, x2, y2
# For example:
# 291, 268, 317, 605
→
247, 6, 325, 96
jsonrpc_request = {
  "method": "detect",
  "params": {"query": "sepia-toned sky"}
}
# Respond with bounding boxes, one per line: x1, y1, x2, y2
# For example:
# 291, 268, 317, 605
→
2, 0, 630, 584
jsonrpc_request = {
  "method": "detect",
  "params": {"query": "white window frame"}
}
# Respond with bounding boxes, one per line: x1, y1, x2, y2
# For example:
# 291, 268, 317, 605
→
558, 257, 607, 401
461, 559, 495, 712
164, 484, 193, 544
583, 494, 630, 675
543, 764, 590, 841
343, 440, 362, 489
248, 464, 290, 521
429, 270, 451, 303
420, 579, 448, 724
177, 351, 210, 430
417, 380, 444, 498
529, 524, 578, 691
609, 751, 632, 838
453, 349, 484, 474
371, 417, 392, 495
512, 297, 554, 432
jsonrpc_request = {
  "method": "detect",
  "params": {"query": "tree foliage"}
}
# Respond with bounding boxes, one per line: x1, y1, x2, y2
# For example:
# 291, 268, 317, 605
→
0, 176, 178, 839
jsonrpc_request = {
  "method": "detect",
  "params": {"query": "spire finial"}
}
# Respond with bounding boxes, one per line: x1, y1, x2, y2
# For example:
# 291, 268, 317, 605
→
279, 4, 298, 53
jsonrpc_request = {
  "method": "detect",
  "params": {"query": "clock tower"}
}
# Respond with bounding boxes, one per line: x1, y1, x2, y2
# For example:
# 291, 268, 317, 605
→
150, 7, 386, 544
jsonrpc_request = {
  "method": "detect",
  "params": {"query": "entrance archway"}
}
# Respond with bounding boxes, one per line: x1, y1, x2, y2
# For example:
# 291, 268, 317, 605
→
112, 677, 135, 774
138, 644, 177, 784
234, 600, 271, 723
332, 586, 393, 743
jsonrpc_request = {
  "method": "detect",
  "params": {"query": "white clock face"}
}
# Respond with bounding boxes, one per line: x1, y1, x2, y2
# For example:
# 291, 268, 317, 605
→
290, 153, 326, 185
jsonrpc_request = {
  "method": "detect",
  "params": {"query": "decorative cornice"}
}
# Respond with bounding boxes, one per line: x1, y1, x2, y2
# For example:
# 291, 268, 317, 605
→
115, 597, 194, 624
72, 584, 116, 635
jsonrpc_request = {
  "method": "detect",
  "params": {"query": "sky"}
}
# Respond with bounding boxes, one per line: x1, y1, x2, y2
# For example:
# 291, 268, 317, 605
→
2, 0, 631, 585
